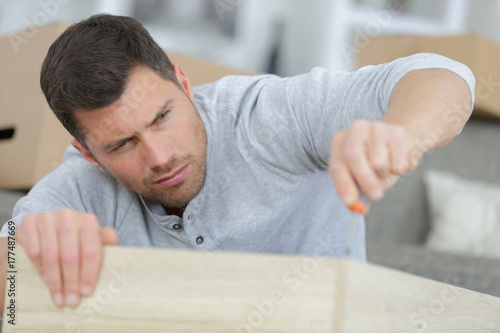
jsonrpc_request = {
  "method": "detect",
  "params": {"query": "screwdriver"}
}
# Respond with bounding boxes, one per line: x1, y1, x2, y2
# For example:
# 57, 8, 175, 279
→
344, 194, 368, 256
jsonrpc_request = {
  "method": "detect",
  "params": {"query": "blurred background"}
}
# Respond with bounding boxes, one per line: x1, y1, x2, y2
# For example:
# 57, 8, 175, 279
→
1, 0, 500, 76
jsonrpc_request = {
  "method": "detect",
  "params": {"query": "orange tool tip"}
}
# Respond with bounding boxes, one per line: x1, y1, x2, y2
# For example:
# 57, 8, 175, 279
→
348, 201, 367, 214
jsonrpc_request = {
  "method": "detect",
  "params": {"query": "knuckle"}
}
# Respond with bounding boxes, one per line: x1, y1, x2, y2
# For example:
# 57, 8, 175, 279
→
371, 124, 386, 140
61, 250, 78, 265
41, 212, 57, 229
58, 207, 72, 214
42, 248, 59, 265
82, 244, 101, 259
82, 213, 99, 229
343, 145, 361, 163
58, 207, 74, 221
60, 218, 72, 231
372, 122, 385, 132
371, 157, 387, 172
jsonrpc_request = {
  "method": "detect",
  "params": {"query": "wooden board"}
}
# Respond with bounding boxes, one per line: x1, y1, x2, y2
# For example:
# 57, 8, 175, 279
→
3, 246, 500, 332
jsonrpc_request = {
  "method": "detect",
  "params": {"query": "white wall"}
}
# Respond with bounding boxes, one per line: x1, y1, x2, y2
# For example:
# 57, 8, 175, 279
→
468, 0, 500, 45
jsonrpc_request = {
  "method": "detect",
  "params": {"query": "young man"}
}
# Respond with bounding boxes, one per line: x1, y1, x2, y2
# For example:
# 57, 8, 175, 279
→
0, 14, 473, 311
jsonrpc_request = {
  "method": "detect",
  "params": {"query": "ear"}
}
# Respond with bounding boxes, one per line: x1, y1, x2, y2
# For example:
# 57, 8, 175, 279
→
71, 139, 106, 172
173, 63, 195, 103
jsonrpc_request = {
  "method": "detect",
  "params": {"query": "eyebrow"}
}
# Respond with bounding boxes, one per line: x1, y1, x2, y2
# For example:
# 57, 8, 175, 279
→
101, 99, 173, 152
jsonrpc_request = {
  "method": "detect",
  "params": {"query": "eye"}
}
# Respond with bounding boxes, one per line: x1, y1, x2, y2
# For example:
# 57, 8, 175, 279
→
158, 111, 168, 120
112, 140, 129, 152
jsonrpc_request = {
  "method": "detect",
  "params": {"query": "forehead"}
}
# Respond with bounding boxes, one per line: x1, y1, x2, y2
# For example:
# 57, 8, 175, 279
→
74, 67, 179, 144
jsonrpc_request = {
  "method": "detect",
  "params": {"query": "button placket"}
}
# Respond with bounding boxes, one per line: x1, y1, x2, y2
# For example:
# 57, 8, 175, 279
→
184, 210, 207, 247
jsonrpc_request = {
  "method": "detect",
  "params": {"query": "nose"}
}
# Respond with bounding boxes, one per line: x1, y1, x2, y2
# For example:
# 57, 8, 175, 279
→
141, 136, 174, 170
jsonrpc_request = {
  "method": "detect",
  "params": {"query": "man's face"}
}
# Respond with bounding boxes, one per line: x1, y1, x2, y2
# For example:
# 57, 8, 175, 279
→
73, 64, 207, 208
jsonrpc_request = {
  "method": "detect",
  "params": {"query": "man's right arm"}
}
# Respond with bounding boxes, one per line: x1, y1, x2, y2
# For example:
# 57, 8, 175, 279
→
0, 145, 127, 313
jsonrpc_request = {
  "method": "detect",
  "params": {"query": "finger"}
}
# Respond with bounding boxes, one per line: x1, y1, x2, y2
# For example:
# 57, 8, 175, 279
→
39, 213, 64, 307
16, 214, 44, 278
329, 157, 358, 206
59, 209, 81, 307
329, 132, 359, 205
79, 215, 103, 296
100, 227, 119, 245
368, 123, 390, 178
343, 121, 383, 200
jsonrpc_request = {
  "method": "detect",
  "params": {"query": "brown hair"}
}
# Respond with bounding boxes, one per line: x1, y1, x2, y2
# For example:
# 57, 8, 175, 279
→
40, 14, 179, 146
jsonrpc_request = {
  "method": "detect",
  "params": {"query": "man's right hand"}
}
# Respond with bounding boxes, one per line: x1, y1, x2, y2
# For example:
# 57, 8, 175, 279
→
16, 208, 118, 307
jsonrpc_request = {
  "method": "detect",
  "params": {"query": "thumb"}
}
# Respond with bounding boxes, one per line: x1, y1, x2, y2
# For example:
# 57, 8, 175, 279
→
100, 227, 119, 245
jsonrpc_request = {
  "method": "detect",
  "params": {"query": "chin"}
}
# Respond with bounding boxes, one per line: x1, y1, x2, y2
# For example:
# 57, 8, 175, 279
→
144, 185, 198, 208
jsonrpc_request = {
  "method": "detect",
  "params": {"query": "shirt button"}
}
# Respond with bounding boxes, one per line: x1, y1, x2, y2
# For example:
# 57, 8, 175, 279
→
173, 224, 181, 230
196, 236, 204, 245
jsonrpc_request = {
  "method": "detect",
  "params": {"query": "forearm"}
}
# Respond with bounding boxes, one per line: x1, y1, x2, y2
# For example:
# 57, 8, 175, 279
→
383, 68, 473, 153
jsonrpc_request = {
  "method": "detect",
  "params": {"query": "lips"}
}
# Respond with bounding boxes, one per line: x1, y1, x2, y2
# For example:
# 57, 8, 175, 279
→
155, 164, 189, 188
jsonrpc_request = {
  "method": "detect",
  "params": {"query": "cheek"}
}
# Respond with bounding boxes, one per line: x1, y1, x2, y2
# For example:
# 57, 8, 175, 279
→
171, 118, 197, 150
103, 158, 145, 186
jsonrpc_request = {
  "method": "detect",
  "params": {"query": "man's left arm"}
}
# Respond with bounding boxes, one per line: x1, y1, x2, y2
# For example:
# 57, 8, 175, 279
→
329, 68, 473, 209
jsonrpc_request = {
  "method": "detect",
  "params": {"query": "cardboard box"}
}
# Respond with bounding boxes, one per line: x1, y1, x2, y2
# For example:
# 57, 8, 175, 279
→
357, 34, 500, 119
0, 23, 72, 190
0, 22, 252, 190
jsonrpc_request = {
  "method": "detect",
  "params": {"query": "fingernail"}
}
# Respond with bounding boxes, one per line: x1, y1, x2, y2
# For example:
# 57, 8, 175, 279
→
81, 285, 92, 296
370, 188, 383, 200
66, 293, 79, 306
53, 293, 64, 306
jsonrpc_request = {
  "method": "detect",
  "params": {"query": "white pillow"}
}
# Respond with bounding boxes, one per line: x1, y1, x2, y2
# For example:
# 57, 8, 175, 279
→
423, 169, 500, 259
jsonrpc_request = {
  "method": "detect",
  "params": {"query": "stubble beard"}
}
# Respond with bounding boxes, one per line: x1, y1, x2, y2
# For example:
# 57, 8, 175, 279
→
142, 152, 206, 208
